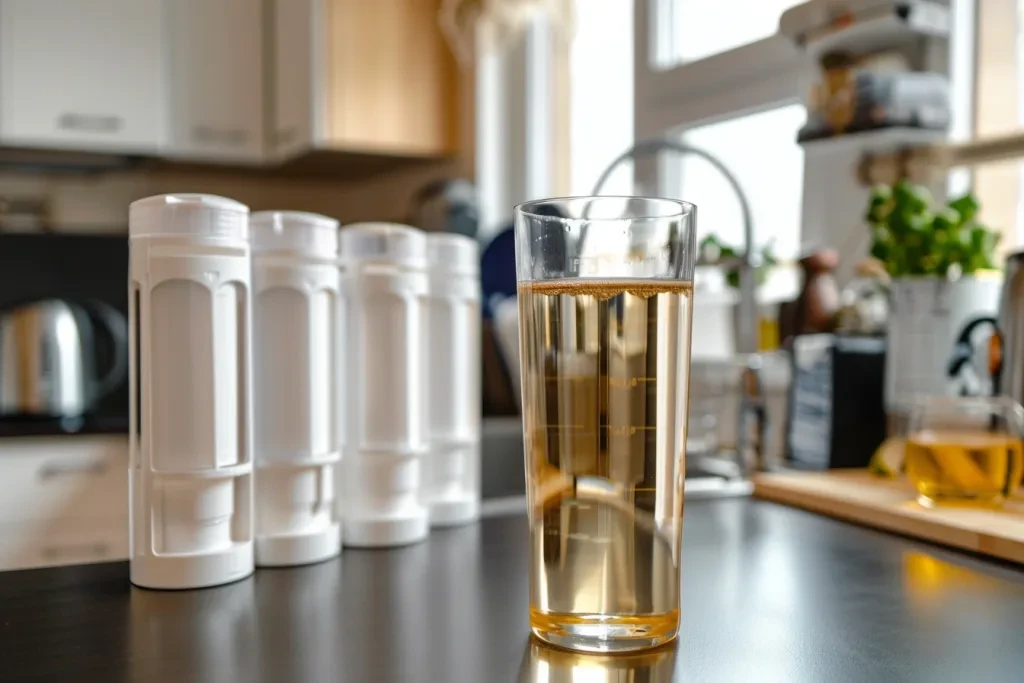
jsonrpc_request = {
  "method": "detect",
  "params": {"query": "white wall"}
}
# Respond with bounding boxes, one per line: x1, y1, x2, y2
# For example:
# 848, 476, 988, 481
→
569, 0, 633, 195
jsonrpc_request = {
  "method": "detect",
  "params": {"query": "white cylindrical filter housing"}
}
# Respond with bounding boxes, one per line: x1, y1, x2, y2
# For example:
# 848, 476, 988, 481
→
128, 194, 254, 589
341, 223, 429, 547
423, 234, 481, 526
251, 211, 342, 566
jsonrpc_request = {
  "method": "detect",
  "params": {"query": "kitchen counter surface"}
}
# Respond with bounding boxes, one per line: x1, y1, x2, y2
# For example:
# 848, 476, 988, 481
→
3, 498, 1024, 683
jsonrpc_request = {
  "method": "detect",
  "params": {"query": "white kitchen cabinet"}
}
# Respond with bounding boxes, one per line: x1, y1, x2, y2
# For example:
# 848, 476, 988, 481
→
0, 0, 165, 154
270, 0, 318, 160
0, 518, 127, 571
0, 435, 129, 571
0, 437, 128, 524
166, 0, 265, 163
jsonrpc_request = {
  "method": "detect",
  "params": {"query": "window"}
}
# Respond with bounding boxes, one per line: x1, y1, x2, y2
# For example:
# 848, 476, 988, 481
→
679, 104, 805, 261
634, 0, 807, 272
569, 0, 633, 195
668, 0, 805, 65
973, 0, 1021, 139
971, 0, 1024, 250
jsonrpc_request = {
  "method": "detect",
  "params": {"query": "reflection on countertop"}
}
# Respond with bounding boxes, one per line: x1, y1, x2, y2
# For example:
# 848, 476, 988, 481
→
3, 500, 1024, 682
517, 639, 677, 682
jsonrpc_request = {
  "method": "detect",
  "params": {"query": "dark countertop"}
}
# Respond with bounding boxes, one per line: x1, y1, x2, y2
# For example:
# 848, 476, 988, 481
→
0, 414, 129, 438
3, 498, 1024, 683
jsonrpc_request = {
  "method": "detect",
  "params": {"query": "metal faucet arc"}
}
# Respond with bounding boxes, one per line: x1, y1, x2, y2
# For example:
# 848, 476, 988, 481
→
592, 139, 768, 476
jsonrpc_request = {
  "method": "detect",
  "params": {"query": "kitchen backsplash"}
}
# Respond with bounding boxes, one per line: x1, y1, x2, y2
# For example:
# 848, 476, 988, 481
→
0, 158, 464, 233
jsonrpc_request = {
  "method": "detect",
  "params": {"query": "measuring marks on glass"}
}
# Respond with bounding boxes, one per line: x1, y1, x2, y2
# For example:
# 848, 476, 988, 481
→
543, 373, 658, 436
544, 375, 656, 387
546, 424, 656, 434
543, 425, 656, 435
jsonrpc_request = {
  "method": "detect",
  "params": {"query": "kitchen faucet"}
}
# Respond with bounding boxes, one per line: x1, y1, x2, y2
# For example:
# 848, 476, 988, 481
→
591, 139, 767, 477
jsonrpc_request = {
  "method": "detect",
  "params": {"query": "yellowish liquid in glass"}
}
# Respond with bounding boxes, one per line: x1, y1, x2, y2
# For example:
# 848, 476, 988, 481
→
905, 429, 1024, 506
518, 279, 692, 653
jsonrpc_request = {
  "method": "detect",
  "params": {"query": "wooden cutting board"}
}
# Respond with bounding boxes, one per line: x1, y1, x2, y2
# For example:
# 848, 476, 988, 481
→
753, 470, 1024, 564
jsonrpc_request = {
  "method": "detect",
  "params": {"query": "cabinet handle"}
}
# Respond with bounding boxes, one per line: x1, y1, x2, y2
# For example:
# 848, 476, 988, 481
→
41, 542, 110, 560
38, 460, 108, 480
193, 125, 249, 147
57, 113, 123, 133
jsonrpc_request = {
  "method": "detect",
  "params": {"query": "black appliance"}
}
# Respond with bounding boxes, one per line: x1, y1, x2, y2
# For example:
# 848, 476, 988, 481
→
787, 333, 887, 469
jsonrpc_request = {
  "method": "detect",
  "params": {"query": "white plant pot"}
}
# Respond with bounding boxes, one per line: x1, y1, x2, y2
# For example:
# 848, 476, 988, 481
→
885, 275, 1002, 413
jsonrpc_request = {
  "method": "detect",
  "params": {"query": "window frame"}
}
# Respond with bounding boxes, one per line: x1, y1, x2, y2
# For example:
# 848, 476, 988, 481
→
631, 0, 986, 278
632, 0, 810, 258
633, 0, 810, 200
968, 0, 1024, 250
475, 1, 982, 261
634, 0, 808, 139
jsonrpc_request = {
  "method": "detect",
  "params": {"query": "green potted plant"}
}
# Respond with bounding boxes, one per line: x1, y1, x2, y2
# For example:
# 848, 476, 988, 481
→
864, 180, 1002, 413
698, 234, 778, 289
697, 235, 780, 354
866, 181, 999, 278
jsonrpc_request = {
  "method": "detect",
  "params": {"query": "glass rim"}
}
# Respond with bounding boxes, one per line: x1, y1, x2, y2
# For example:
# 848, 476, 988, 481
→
910, 394, 1023, 413
514, 195, 696, 222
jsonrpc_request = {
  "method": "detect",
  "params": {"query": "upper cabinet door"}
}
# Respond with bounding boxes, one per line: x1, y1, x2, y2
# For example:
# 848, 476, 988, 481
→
270, 0, 318, 161
0, 0, 165, 153
167, 0, 264, 163
322, 0, 457, 156
269, 0, 458, 161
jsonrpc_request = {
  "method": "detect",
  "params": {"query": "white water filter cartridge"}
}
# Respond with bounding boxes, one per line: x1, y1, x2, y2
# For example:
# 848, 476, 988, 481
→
251, 211, 342, 566
341, 223, 429, 547
128, 194, 254, 589
423, 234, 481, 526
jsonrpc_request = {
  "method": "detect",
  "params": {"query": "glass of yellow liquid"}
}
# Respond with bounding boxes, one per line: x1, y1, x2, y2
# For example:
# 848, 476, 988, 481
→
905, 396, 1024, 507
514, 197, 695, 652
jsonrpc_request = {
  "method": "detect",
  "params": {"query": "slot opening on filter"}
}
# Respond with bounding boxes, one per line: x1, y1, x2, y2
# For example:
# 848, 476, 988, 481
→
236, 283, 249, 467
131, 282, 142, 469
325, 289, 337, 455
232, 473, 252, 544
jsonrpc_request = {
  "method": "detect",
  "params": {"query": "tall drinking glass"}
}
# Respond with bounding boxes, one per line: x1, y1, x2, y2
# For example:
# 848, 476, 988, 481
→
514, 197, 696, 653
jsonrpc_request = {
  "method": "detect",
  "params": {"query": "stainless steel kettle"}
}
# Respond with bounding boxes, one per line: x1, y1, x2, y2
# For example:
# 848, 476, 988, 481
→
0, 298, 127, 417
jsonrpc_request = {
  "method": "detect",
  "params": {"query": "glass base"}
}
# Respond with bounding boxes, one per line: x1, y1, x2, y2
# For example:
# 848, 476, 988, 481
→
529, 609, 679, 653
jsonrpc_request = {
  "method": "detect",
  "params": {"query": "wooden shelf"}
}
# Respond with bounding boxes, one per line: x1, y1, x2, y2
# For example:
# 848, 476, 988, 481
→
804, 9, 949, 61
801, 127, 946, 154
781, 0, 950, 60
